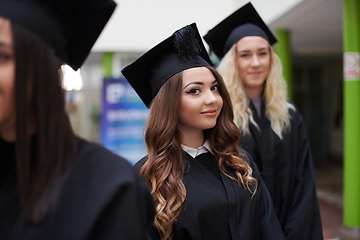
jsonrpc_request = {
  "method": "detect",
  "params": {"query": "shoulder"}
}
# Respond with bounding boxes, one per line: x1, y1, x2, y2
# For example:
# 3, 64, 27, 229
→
286, 101, 297, 114
76, 137, 125, 159
286, 101, 305, 126
54, 138, 154, 236
239, 149, 257, 170
239, 148, 252, 163
73, 137, 138, 184
133, 156, 148, 174
61, 138, 153, 216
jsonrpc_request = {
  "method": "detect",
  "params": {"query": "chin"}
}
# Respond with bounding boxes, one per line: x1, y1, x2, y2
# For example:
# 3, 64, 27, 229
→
202, 122, 217, 130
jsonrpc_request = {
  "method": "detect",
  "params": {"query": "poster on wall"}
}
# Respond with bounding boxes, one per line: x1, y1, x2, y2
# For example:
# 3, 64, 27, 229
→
344, 52, 359, 80
101, 77, 149, 165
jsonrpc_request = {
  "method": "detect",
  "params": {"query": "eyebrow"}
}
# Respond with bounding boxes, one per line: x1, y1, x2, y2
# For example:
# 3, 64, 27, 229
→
238, 47, 268, 53
183, 80, 217, 89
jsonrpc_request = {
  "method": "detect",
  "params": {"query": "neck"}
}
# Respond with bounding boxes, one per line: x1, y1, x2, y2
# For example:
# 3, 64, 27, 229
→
0, 118, 36, 142
244, 86, 263, 99
179, 128, 205, 149
0, 132, 15, 142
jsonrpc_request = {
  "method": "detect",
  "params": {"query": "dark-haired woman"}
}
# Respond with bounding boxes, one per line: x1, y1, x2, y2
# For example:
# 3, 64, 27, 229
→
0, 1, 154, 239
122, 23, 285, 240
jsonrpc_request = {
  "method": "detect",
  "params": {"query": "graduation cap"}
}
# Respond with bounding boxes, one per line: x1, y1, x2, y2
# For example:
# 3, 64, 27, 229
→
121, 23, 212, 108
0, 0, 116, 70
203, 2, 277, 59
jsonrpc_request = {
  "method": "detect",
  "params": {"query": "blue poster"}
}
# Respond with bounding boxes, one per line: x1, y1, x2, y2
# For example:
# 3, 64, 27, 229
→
101, 77, 149, 165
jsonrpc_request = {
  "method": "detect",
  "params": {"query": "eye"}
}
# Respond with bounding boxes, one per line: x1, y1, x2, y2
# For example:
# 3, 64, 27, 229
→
239, 53, 249, 58
185, 88, 201, 95
211, 85, 219, 92
259, 52, 268, 56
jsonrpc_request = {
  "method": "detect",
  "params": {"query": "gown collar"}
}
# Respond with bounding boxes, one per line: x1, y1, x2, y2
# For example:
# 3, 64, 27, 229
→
181, 140, 213, 158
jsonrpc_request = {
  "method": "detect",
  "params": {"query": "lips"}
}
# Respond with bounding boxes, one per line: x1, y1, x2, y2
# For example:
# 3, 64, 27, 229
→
249, 71, 262, 75
201, 109, 217, 116
201, 109, 216, 113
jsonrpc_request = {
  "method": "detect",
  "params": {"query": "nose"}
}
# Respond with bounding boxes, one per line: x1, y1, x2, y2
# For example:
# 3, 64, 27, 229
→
251, 55, 261, 67
204, 90, 218, 106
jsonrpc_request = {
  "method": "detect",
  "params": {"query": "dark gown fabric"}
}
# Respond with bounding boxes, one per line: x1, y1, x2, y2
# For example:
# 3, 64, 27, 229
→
239, 101, 323, 240
134, 150, 286, 240
0, 137, 155, 240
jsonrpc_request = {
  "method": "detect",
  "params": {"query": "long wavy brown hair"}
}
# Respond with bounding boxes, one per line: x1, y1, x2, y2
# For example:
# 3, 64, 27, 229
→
141, 66, 257, 240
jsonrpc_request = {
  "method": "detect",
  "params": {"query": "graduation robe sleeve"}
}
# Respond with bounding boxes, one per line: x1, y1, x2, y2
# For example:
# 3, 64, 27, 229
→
134, 152, 285, 240
0, 137, 156, 240
240, 102, 323, 240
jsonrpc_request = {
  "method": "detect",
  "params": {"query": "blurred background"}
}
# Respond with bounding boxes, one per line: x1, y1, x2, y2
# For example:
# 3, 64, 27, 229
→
62, 0, 359, 239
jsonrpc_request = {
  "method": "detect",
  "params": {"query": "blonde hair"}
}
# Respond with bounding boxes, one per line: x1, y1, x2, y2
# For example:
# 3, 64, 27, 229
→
217, 44, 294, 139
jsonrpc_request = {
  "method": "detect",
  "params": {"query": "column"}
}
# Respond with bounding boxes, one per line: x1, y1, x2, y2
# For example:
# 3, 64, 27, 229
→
343, 0, 360, 228
275, 29, 293, 101
103, 52, 113, 78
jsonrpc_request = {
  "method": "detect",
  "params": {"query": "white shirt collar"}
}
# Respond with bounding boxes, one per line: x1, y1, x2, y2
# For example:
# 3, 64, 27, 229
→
181, 140, 213, 158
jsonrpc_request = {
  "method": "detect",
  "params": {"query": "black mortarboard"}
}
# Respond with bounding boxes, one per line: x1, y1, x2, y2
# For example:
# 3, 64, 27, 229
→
0, 0, 116, 70
121, 23, 212, 108
203, 2, 277, 59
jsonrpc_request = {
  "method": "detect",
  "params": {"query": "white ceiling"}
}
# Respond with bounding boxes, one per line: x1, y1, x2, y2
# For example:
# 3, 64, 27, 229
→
269, 0, 343, 57
89, 0, 343, 66
92, 0, 304, 52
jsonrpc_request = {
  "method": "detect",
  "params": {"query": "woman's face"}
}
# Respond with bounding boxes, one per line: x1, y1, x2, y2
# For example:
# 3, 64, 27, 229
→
178, 67, 223, 135
0, 17, 15, 141
236, 36, 270, 97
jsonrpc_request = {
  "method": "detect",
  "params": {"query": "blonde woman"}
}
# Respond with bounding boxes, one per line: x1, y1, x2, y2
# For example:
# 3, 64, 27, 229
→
122, 23, 285, 240
204, 3, 323, 240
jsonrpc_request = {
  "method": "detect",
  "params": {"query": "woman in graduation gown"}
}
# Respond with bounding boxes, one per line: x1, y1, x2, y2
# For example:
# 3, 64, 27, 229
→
0, 0, 155, 239
203, 2, 323, 240
121, 23, 285, 240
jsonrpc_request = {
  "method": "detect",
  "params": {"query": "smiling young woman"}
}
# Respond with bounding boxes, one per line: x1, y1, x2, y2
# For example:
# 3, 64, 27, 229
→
235, 36, 270, 99
204, 3, 323, 240
122, 23, 285, 240
177, 67, 223, 147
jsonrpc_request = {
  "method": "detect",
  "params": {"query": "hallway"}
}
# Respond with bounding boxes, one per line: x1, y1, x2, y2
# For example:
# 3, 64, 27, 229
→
315, 160, 360, 240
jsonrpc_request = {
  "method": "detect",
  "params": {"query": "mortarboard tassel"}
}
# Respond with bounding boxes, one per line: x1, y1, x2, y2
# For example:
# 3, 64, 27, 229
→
174, 25, 201, 62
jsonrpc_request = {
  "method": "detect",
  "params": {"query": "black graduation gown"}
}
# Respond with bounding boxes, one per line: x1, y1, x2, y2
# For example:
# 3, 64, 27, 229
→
0, 137, 155, 240
240, 101, 323, 240
134, 151, 285, 240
